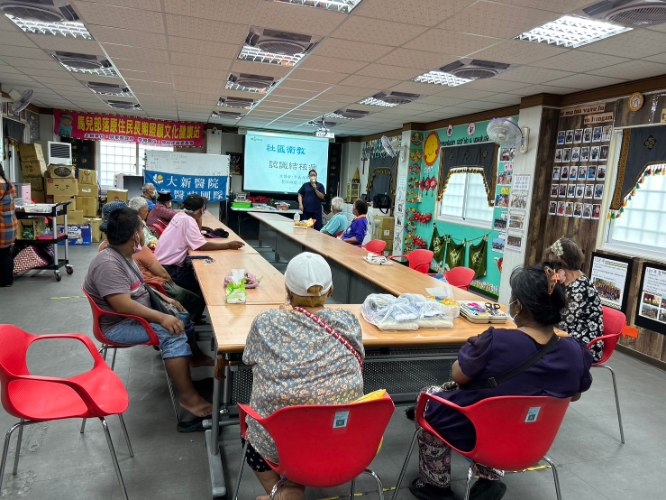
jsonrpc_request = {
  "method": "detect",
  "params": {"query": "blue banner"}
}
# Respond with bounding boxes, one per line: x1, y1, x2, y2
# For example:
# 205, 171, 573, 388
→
145, 170, 227, 202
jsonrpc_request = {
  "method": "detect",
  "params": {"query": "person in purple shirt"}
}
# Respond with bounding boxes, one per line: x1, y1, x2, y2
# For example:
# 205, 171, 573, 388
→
408, 265, 593, 500
340, 199, 368, 246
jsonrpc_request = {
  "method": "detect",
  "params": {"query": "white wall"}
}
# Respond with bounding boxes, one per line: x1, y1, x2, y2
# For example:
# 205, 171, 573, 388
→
207, 129, 244, 193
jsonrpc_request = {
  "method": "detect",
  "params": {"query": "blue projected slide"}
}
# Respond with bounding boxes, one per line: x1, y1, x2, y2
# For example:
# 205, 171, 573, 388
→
243, 130, 329, 194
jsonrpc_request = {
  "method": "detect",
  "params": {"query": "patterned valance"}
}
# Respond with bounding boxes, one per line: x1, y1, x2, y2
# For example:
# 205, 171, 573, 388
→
438, 143, 498, 206
611, 125, 666, 210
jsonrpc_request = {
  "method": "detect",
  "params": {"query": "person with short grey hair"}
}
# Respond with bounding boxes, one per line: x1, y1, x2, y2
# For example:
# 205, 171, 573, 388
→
128, 196, 157, 248
320, 196, 348, 236
142, 183, 156, 210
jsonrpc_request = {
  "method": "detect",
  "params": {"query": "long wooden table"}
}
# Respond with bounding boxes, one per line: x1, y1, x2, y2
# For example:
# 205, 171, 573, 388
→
194, 211, 503, 499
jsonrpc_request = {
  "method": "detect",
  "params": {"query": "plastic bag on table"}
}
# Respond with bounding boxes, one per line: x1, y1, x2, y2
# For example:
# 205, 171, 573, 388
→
361, 294, 419, 331
399, 293, 454, 329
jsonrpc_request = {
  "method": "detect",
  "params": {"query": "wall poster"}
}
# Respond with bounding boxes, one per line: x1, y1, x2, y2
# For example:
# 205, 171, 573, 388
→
635, 263, 666, 335
589, 252, 632, 311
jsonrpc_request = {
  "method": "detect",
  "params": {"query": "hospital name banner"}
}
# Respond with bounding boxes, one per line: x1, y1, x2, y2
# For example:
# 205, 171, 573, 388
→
54, 109, 205, 147
144, 171, 227, 202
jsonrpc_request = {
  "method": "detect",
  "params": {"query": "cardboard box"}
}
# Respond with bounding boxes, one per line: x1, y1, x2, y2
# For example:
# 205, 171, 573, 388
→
77, 196, 98, 217
78, 183, 99, 198
18, 143, 45, 162
85, 217, 102, 243
106, 188, 128, 203
32, 191, 45, 203
46, 195, 76, 210
46, 178, 78, 197
47, 164, 75, 179
374, 216, 395, 231
57, 209, 84, 225
78, 169, 97, 185
57, 224, 92, 246
21, 159, 47, 177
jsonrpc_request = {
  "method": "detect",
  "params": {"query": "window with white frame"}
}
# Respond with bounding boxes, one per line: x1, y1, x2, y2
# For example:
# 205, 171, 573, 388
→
99, 141, 174, 186
99, 141, 137, 187
438, 170, 494, 226
607, 169, 666, 256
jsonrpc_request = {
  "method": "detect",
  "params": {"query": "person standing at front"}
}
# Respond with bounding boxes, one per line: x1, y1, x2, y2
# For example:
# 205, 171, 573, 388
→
297, 169, 325, 230
0, 165, 17, 287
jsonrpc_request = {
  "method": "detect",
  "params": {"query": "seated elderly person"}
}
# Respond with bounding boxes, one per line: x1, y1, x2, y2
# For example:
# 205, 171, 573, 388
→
408, 265, 593, 500
320, 196, 348, 237
84, 206, 212, 417
141, 182, 156, 210
128, 196, 158, 249
146, 190, 178, 236
154, 194, 244, 297
242, 252, 364, 500
340, 199, 368, 245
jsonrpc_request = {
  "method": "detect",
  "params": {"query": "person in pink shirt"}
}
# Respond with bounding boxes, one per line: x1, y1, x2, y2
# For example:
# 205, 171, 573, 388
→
155, 194, 243, 298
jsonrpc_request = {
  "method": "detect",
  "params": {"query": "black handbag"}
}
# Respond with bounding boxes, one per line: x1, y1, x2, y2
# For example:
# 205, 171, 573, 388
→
372, 193, 391, 213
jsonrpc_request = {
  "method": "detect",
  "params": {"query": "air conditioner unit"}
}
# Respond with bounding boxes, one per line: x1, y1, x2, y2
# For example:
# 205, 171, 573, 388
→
51, 51, 117, 76
333, 109, 370, 120
217, 96, 255, 108
579, 0, 666, 27
371, 91, 421, 105
106, 100, 141, 110
48, 141, 72, 165
440, 59, 511, 80
87, 81, 132, 97
0, 0, 78, 23
227, 73, 276, 93
246, 27, 320, 55
212, 110, 244, 120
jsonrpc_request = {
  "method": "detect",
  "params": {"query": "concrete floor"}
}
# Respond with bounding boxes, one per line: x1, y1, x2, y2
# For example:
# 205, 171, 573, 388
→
1, 244, 665, 500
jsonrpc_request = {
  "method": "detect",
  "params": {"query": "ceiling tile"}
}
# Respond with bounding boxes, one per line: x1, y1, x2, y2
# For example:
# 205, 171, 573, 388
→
253, 1, 347, 36
437, 1, 556, 39
89, 25, 167, 50
356, 64, 421, 81
313, 38, 392, 63
332, 16, 427, 46
353, 0, 474, 27
404, 29, 500, 57
229, 60, 291, 79
545, 73, 625, 89
288, 69, 347, 85
105, 45, 169, 63
586, 60, 666, 80
465, 78, 533, 93
469, 40, 568, 65
167, 37, 238, 59
0, 31, 37, 48
298, 55, 368, 74
338, 74, 400, 90
389, 81, 447, 96
579, 28, 666, 59
644, 52, 666, 64
0, 45, 49, 60
72, 0, 163, 11
495, 65, 575, 84
377, 48, 453, 70
165, 15, 247, 44
530, 50, 628, 72
163, 0, 259, 24
74, 1, 166, 33
28, 35, 103, 55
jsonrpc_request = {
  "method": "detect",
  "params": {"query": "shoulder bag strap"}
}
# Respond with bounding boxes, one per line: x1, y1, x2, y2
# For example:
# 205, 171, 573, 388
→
465, 334, 559, 390
293, 306, 363, 370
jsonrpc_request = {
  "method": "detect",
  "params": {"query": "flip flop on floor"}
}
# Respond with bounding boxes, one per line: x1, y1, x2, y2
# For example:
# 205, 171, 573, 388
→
177, 417, 206, 433
469, 479, 507, 500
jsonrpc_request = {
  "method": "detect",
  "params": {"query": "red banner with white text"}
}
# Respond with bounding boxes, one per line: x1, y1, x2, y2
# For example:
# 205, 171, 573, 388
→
54, 109, 204, 147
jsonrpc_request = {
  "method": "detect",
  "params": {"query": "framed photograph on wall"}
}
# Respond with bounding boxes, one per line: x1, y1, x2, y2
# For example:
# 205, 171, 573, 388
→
590, 252, 633, 312
635, 262, 666, 335
227, 151, 243, 176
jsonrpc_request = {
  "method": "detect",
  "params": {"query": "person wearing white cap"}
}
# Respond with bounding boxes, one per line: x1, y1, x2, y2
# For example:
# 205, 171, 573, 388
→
241, 252, 364, 499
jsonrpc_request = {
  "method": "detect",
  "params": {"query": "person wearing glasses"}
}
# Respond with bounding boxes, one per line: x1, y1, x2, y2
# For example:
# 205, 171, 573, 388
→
408, 265, 592, 500
544, 237, 604, 361
154, 194, 244, 299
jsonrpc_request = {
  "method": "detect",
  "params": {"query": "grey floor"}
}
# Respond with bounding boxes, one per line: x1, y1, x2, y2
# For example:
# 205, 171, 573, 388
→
1, 244, 665, 500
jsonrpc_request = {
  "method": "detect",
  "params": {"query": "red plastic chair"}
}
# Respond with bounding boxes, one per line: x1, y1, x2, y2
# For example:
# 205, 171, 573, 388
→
0, 324, 133, 500
445, 266, 475, 291
388, 249, 434, 274
393, 393, 571, 500
588, 306, 626, 443
364, 239, 387, 254
149, 220, 167, 237
233, 394, 395, 499
82, 286, 180, 422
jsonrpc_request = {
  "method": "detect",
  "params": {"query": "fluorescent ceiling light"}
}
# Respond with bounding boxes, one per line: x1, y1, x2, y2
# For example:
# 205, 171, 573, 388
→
414, 71, 471, 87
5, 15, 92, 39
272, 0, 363, 13
358, 96, 399, 108
238, 45, 303, 66
515, 15, 631, 48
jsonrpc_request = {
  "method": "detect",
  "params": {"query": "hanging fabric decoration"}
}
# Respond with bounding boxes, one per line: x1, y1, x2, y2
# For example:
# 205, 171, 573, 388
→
612, 164, 665, 218
445, 236, 465, 270
430, 225, 446, 264
468, 236, 488, 278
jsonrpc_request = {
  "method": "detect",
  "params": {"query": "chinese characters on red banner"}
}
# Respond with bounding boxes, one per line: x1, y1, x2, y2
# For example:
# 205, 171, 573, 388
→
54, 109, 205, 147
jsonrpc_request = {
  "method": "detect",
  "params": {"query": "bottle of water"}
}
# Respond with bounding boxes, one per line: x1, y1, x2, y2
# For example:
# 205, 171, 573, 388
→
293, 212, 300, 223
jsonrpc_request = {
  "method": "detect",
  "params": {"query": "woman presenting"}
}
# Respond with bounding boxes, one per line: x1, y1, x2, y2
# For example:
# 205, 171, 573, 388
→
297, 169, 325, 230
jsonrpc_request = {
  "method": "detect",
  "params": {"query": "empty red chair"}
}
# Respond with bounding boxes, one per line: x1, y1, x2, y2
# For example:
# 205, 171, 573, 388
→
233, 394, 395, 499
389, 249, 434, 274
82, 286, 180, 422
0, 324, 133, 500
588, 306, 626, 443
445, 266, 475, 291
363, 239, 387, 254
393, 393, 571, 500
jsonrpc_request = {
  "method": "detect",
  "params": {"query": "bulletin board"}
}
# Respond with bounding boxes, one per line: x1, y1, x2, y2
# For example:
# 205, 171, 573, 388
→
145, 151, 229, 202
635, 262, 666, 335
589, 252, 632, 312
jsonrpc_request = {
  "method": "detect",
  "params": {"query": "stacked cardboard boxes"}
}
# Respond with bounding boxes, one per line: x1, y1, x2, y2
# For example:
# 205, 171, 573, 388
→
77, 169, 99, 218
372, 216, 395, 254
18, 144, 47, 202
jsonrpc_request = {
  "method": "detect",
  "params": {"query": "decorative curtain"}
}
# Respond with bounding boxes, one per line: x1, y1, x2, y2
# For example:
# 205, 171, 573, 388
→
468, 237, 488, 278
445, 236, 465, 270
438, 143, 498, 206
430, 225, 446, 264
611, 125, 666, 210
